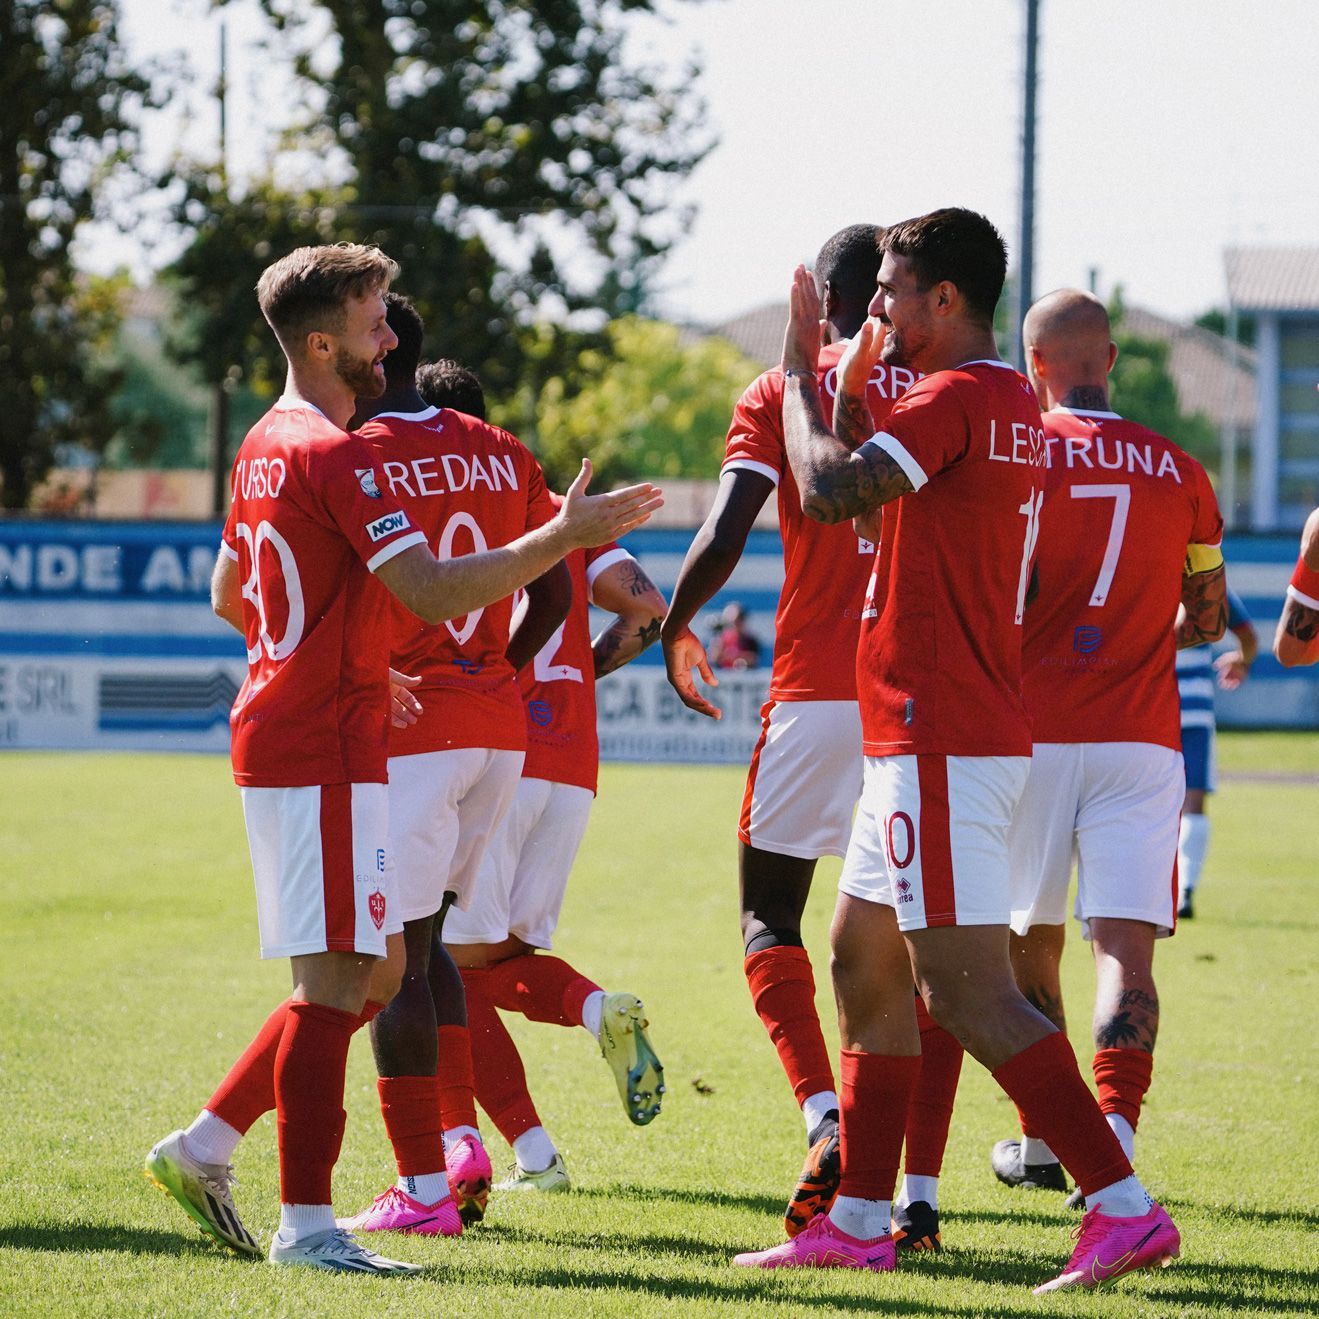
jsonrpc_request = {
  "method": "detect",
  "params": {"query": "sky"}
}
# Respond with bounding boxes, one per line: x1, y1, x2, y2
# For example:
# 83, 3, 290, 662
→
91, 0, 1319, 329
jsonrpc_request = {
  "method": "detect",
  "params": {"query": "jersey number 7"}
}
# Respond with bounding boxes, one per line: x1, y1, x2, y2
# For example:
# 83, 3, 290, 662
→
1070, 483, 1131, 607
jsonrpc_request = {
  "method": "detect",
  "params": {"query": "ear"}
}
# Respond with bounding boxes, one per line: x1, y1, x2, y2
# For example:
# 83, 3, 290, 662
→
305, 329, 334, 363
821, 278, 839, 324
1106, 339, 1119, 374
932, 279, 958, 317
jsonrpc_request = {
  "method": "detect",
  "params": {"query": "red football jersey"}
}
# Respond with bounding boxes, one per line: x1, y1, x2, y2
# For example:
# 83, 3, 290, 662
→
221, 397, 426, 787
358, 407, 555, 756
1023, 408, 1224, 749
520, 517, 631, 793
722, 342, 917, 701
857, 361, 1047, 757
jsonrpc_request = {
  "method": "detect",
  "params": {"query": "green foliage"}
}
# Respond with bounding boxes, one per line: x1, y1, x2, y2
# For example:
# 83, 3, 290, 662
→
0, 0, 149, 507
510, 317, 762, 488
1109, 290, 1219, 469
163, 0, 713, 470
1195, 306, 1256, 349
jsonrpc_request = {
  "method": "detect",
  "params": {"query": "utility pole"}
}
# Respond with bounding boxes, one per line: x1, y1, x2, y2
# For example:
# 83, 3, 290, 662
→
209, 19, 231, 517
1013, 0, 1040, 371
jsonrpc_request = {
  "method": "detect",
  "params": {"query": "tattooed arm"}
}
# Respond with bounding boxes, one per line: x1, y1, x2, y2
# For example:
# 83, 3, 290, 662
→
780, 266, 912, 525
1174, 563, 1228, 649
1274, 508, 1319, 668
591, 557, 668, 679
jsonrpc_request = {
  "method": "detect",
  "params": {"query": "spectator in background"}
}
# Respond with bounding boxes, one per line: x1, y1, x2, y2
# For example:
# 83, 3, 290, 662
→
709, 602, 763, 670
1175, 587, 1257, 919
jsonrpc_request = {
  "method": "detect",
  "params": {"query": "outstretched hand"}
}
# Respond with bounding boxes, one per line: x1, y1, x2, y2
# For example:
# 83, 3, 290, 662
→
663, 626, 721, 720
781, 265, 826, 376
559, 459, 664, 549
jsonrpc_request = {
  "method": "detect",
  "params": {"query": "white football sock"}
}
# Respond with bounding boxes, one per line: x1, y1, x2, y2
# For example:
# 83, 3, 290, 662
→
1105, 1113, 1136, 1162
1021, 1135, 1059, 1165
184, 1110, 242, 1166
512, 1126, 559, 1173
829, 1195, 891, 1240
398, 1171, 449, 1205
279, 1202, 336, 1240
1085, 1174, 1153, 1218
898, 1173, 939, 1210
442, 1125, 482, 1156
581, 990, 605, 1040
802, 1090, 840, 1136
1178, 814, 1210, 896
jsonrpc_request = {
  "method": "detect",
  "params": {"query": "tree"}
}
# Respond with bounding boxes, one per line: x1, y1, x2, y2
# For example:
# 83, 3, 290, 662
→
164, 0, 710, 463
0, 0, 149, 508
1109, 290, 1218, 469
518, 316, 761, 487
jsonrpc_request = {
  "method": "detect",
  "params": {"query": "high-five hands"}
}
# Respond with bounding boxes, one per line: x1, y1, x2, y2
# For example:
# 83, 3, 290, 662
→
557, 459, 664, 548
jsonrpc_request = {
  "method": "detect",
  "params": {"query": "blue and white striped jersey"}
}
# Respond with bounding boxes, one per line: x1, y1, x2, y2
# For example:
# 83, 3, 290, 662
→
1176, 588, 1251, 730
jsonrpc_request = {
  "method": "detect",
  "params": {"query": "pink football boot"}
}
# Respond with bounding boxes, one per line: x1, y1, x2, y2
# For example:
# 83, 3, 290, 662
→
1034, 1202, 1180, 1294
733, 1214, 896, 1272
339, 1185, 462, 1237
446, 1134, 493, 1225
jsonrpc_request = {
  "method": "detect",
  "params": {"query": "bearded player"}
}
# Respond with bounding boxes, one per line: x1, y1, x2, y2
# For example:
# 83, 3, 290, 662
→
144, 244, 661, 1274
1274, 505, 1319, 667
734, 211, 1180, 1294
338, 294, 572, 1237
663, 225, 959, 1236
968, 289, 1227, 1210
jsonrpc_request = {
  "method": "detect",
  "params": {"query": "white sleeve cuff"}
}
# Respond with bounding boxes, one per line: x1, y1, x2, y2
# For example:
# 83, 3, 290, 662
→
1287, 583, 1319, 611
219, 540, 239, 561
863, 432, 928, 492
367, 530, 427, 573
586, 547, 635, 601
721, 458, 781, 487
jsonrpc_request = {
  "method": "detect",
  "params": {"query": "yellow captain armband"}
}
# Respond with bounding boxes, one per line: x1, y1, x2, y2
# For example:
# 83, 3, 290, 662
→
1184, 542, 1225, 575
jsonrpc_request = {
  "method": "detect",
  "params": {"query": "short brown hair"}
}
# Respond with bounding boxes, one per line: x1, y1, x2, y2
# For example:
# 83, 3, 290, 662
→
256, 243, 399, 352
882, 208, 1006, 326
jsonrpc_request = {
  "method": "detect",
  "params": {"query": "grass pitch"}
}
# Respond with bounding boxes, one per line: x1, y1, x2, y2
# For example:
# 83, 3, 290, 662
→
0, 735, 1315, 1316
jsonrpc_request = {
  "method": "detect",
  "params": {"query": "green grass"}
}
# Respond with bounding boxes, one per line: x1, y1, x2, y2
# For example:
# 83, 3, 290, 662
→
0, 734, 1315, 1316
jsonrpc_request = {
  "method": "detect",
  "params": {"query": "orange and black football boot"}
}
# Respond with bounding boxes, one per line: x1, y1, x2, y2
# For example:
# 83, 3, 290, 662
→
784, 1118, 841, 1238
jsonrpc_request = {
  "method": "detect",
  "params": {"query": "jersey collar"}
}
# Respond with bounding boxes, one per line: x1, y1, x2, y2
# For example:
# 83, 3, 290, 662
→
275, 395, 329, 419
955, 358, 1014, 370
369, 405, 443, 423
1052, 405, 1123, 420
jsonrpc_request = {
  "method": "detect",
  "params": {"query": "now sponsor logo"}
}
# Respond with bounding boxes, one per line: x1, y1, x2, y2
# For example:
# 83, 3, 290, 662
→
365, 510, 412, 542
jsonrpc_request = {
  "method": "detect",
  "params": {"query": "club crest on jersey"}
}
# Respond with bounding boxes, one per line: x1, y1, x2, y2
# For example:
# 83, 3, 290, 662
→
368, 890, 386, 930
365, 509, 411, 542
1074, 625, 1103, 654
356, 467, 383, 499
528, 699, 553, 727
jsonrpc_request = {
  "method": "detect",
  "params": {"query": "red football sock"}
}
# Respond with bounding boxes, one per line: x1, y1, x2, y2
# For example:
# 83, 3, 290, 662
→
205, 996, 384, 1135
274, 1000, 357, 1205
992, 1031, 1133, 1197
377, 1074, 445, 1176
838, 1049, 921, 1202
436, 1021, 480, 1134
903, 995, 965, 1176
1093, 1047, 1154, 1131
744, 946, 835, 1107
461, 967, 541, 1143
484, 954, 598, 1028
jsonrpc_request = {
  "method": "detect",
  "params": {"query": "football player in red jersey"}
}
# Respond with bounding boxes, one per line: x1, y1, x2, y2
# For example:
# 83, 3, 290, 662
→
413, 366, 669, 1191
733, 211, 1179, 1294
947, 290, 1224, 1209
145, 245, 661, 1276
1275, 504, 1319, 667
663, 226, 959, 1236
339, 294, 572, 1237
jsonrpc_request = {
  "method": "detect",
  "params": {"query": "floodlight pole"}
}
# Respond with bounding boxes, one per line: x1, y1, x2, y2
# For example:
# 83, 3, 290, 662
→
1013, 0, 1040, 371
210, 20, 231, 516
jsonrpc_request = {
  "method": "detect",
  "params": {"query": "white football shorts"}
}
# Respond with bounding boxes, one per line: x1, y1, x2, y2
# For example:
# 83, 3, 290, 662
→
388, 747, 524, 922
739, 699, 865, 859
444, 776, 595, 949
240, 781, 400, 960
839, 754, 1031, 931
1009, 741, 1183, 939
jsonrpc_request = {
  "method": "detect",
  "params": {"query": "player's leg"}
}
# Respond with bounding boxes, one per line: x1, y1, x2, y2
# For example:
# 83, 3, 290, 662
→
1074, 741, 1180, 1173
739, 700, 863, 1234
1177, 725, 1214, 918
